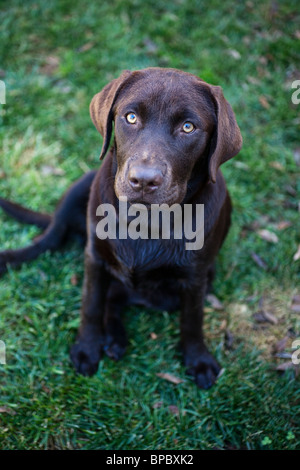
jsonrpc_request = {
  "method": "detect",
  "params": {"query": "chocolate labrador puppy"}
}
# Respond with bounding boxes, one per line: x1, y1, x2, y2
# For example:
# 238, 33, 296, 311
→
0, 67, 242, 389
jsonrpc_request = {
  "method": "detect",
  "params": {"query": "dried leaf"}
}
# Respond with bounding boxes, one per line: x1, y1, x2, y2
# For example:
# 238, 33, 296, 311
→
143, 38, 158, 54
153, 401, 163, 409
269, 161, 284, 170
228, 49, 241, 60
0, 406, 16, 415
259, 95, 270, 109
40, 56, 60, 75
284, 185, 297, 197
273, 336, 289, 353
156, 372, 184, 384
40, 165, 65, 176
77, 42, 95, 53
168, 405, 180, 416
257, 229, 279, 243
206, 294, 224, 310
225, 329, 234, 350
253, 310, 278, 324
275, 221, 292, 230
247, 75, 260, 85
293, 147, 300, 166
274, 352, 292, 359
291, 295, 300, 312
251, 252, 268, 270
70, 274, 78, 286
276, 361, 296, 372
293, 245, 300, 262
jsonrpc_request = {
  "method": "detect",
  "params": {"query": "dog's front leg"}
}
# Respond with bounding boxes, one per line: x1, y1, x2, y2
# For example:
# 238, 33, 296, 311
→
180, 275, 221, 389
70, 250, 109, 376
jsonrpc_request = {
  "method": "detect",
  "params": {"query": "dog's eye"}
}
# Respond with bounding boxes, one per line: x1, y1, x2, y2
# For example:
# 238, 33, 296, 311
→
126, 113, 137, 124
182, 122, 195, 133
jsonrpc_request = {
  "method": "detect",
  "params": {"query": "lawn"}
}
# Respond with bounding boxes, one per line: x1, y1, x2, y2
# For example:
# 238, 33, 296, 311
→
0, 0, 299, 450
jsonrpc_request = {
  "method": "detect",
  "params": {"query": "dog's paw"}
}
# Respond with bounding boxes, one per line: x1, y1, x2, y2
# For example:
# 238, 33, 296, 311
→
103, 339, 127, 361
70, 338, 103, 376
103, 332, 127, 361
184, 347, 221, 389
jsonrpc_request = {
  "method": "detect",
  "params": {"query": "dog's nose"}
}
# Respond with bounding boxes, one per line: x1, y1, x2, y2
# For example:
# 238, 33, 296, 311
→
128, 166, 163, 193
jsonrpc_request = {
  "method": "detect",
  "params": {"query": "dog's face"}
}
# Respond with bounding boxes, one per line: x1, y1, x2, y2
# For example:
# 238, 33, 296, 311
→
90, 68, 242, 205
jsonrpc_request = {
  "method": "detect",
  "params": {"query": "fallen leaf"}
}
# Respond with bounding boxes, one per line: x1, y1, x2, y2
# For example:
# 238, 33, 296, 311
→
77, 42, 95, 53
206, 294, 224, 310
0, 406, 16, 415
293, 245, 300, 262
257, 229, 279, 243
291, 295, 300, 312
247, 75, 260, 85
70, 274, 78, 286
276, 361, 296, 372
156, 373, 184, 384
259, 56, 268, 65
251, 252, 268, 270
269, 161, 284, 170
268, 0, 279, 20
153, 401, 163, 409
273, 336, 289, 353
293, 148, 300, 166
274, 352, 292, 359
233, 161, 250, 170
253, 310, 278, 324
228, 49, 241, 60
259, 95, 270, 109
224, 329, 234, 350
40, 56, 60, 75
284, 185, 297, 197
168, 405, 180, 416
40, 165, 65, 176
41, 383, 51, 394
143, 38, 158, 54
275, 221, 292, 230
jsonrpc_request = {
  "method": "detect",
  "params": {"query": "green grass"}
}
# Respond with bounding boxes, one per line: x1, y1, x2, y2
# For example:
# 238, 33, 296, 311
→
0, 0, 299, 450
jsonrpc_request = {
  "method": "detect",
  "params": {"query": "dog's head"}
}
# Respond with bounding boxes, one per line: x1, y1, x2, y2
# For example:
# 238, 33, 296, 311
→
90, 68, 242, 205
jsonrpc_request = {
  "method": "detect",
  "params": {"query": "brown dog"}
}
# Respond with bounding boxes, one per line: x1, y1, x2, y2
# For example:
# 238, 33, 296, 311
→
0, 68, 242, 389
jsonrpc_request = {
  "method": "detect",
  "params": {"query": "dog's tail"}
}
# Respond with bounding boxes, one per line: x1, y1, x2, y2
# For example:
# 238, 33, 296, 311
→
0, 170, 96, 277
0, 197, 52, 229
0, 220, 69, 276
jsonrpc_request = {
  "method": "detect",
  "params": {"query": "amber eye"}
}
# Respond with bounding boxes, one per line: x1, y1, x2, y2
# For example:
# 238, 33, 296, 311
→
126, 112, 137, 124
182, 122, 195, 133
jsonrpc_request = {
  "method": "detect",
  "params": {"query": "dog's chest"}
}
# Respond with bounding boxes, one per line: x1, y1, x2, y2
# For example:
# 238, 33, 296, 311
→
110, 237, 194, 287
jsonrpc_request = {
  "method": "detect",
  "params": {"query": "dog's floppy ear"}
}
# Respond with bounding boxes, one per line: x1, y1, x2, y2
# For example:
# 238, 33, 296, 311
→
208, 85, 242, 183
90, 70, 132, 160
